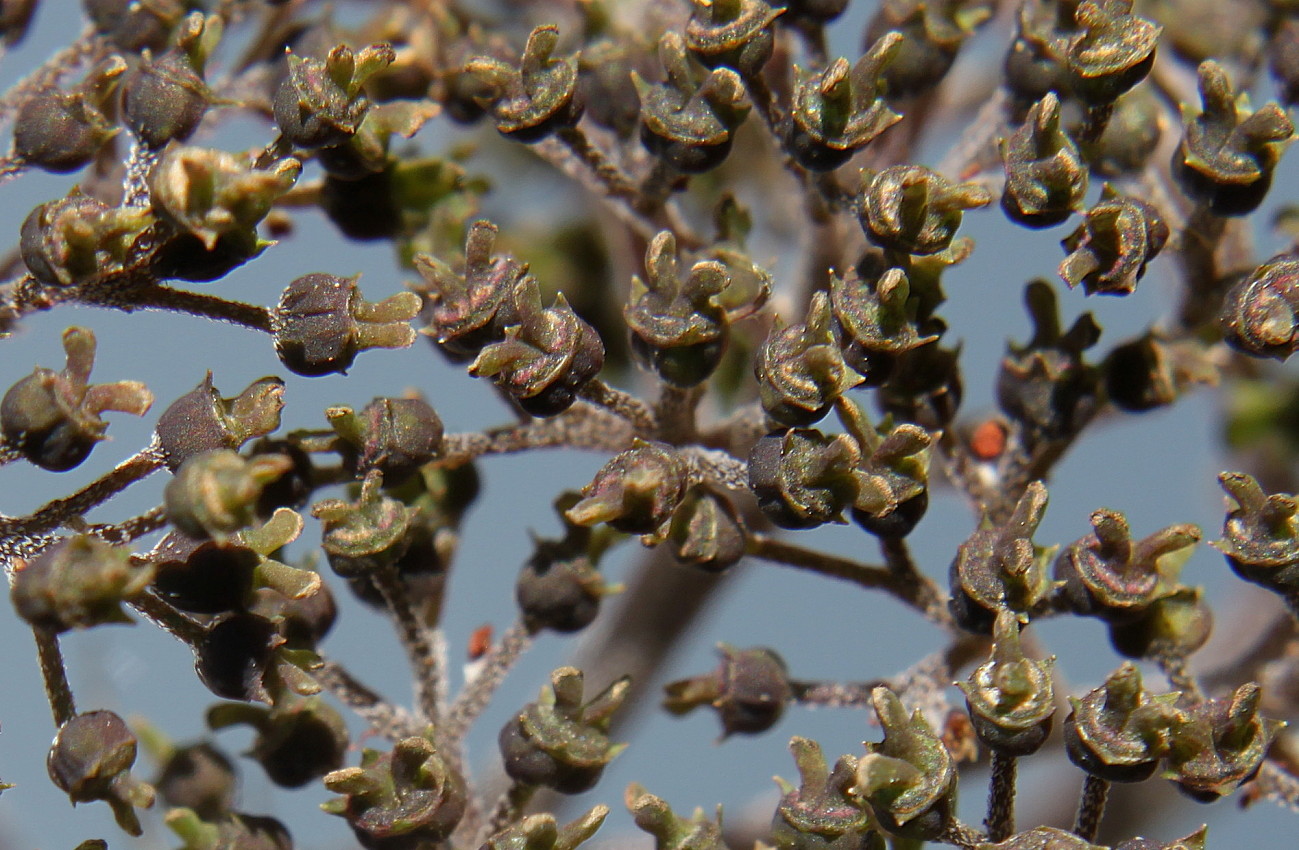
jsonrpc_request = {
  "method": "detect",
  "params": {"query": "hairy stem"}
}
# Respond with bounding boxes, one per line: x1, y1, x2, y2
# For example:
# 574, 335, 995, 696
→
34, 626, 75, 727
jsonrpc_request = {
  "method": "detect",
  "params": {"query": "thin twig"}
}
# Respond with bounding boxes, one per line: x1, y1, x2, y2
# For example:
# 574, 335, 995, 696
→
579, 379, 656, 436
79, 284, 274, 332
130, 591, 206, 645
986, 752, 1017, 842
314, 657, 424, 741
478, 782, 537, 844
653, 383, 701, 443
1073, 774, 1110, 842
371, 565, 444, 726
443, 620, 534, 747
34, 626, 75, 727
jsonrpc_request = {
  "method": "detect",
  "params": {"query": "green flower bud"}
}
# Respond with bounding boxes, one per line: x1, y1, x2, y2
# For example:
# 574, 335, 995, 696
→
684, 0, 784, 77
757, 292, 862, 427
152, 742, 237, 820
20, 191, 153, 286
273, 43, 395, 150
14, 58, 124, 173
839, 398, 932, 538
165, 809, 293, 850
627, 783, 727, 850
864, 0, 992, 99
749, 428, 859, 529
958, 610, 1055, 756
12, 535, 154, 633
1164, 683, 1283, 802
463, 25, 584, 142
165, 449, 292, 541
976, 826, 1107, 850
1000, 92, 1088, 228
858, 165, 991, 256
314, 470, 414, 578
666, 487, 747, 573
1108, 586, 1212, 661
48, 711, 156, 836
566, 440, 690, 535
122, 13, 219, 148
1219, 254, 1299, 361
1214, 471, 1299, 597
1063, 662, 1185, 782
1062, 0, 1160, 105
208, 696, 348, 788
1060, 187, 1169, 296
482, 807, 609, 850
771, 737, 881, 850
830, 266, 937, 386
854, 687, 955, 840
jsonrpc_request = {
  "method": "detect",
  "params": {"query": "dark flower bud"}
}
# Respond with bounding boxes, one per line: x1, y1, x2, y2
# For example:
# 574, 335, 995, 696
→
1062, 662, 1185, 782
1062, 0, 1160, 105
858, 165, 991, 256
272, 273, 420, 377
273, 43, 395, 150
980, 827, 1107, 850
1172, 61, 1293, 216
482, 807, 609, 850
1270, 18, 1299, 106
876, 336, 963, 429
566, 440, 689, 534
1000, 93, 1088, 228
627, 783, 727, 850
469, 276, 605, 416
1002, 3, 1064, 109
247, 438, 315, 517
499, 667, 629, 793
12, 535, 154, 632
854, 687, 955, 840
122, 13, 219, 148
633, 33, 751, 173
958, 610, 1055, 756
1214, 471, 1299, 598
1108, 585, 1212, 661
1220, 254, 1299, 361
517, 495, 608, 633
83, 0, 184, 52
787, 33, 901, 171
1103, 332, 1215, 414
1054, 509, 1200, 622
580, 39, 640, 138
839, 397, 932, 538
416, 219, 526, 361
314, 470, 414, 578
663, 644, 791, 737
996, 281, 1101, 441
625, 231, 731, 388
757, 292, 862, 427
771, 737, 881, 850
194, 611, 320, 704
0, 0, 36, 46
748, 428, 859, 529
1060, 187, 1168, 296
864, 0, 991, 99
156, 374, 285, 471
830, 266, 937, 386
1089, 89, 1162, 177
20, 191, 153, 286
666, 487, 747, 573
14, 58, 124, 173
1, 327, 152, 471
1164, 683, 1283, 802
327, 396, 443, 482
165, 809, 293, 850
684, 0, 784, 77
48, 711, 155, 836
323, 735, 466, 850
165, 449, 291, 541
153, 742, 237, 820
949, 481, 1057, 634
208, 696, 348, 788
462, 25, 583, 143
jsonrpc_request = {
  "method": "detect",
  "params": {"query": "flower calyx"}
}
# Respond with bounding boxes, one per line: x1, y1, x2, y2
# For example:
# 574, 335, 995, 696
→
837, 397, 933, 539
468, 276, 605, 417
327, 396, 444, 480
463, 25, 583, 143
1054, 509, 1200, 622
858, 165, 991, 257
165, 449, 292, 541
566, 440, 690, 535
1060, 187, 1169, 296
274, 43, 395, 150
1000, 92, 1088, 228
1214, 471, 1299, 596
499, 667, 629, 794
748, 427, 859, 529
757, 292, 862, 427
626, 230, 731, 388
314, 470, 414, 578
1060, 0, 1160, 105
830, 265, 938, 387
482, 806, 610, 850
663, 644, 791, 738
21, 191, 154, 287
854, 687, 956, 840
156, 373, 285, 471
1219, 253, 1299, 361
14, 57, 124, 173
1063, 662, 1185, 782
684, 0, 784, 77
1163, 682, 1283, 802
1173, 60, 1294, 216
626, 783, 728, 850
322, 734, 467, 849
958, 609, 1055, 757
771, 737, 881, 850
12, 535, 154, 633
950, 482, 1058, 633
787, 33, 902, 172
1, 326, 152, 471
207, 695, 348, 789
48, 711, 156, 836
273, 273, 421, 377
632, 32, 751, 174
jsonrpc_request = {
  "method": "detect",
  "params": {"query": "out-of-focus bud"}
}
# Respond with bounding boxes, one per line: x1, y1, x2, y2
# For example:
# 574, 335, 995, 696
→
48, 711, 156, 836
663, 644, 791, 737
274, 43, 395, 149
12, 535, 154, 633
1220, 254, 1299, 361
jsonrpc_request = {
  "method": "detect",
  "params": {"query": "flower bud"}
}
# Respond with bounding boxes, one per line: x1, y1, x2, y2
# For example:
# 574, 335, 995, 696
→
48, 711, 155, 836
482, 807, 609, 850
786, 34, 901, 171
165, 449, 291, 541
1000, 93, 1088, 228
864, 0, 990, 99
983, 827, 1107, 850
771, 737, 881, 850
323, 735, 466, 849
20, 191, 153, 286
858, 165, 991, 256
327, 396, 443, 480
1062, 0, 1160, 105
499, 667, 629, 793
830, 267, 936, 386
153, 742, 237, 820
273, 43, 395, 149
1063, 662, 1184, 782
1163, 683, 1283, 802
273, 273, 420, 377
1214, 471, 1299, 597
314, 470, 414, 578
194, 611, 319, 704
12, 535, 154, 633
958, 610, 1055, 756
1108, 585, 1212, 661
566, 440, 689, 535
83, 0, 184, 52
155, 374, 285, 471
667, 487, 747, 573
684, 0, 784, 77
122, 14, 218, 148
839, 398, 932, 538
468, 277, 605, 416
517, 495, 608, 633
1, 327, 152, 471
208, 696, 348, 788
949, 481, 1057, 634
1220, 254, 1299, 361
633, 33, 750, 173
855, 687, 955, 840
14, 58, 123, 173
663, 644, 791, 737
1113, 826, 1206, 850
748, 428, 859, 529
1054, 509, 1200, 622
757, 292, 862, 427
165, 809, 293, 850
627, 783, 727, 850
462, 25, 583, 142
416, 220, 526, 361
1060, 187, 1169, 296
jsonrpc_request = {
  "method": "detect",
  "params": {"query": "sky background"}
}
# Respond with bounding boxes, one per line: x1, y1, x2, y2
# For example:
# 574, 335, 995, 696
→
0, 1, 1296, 849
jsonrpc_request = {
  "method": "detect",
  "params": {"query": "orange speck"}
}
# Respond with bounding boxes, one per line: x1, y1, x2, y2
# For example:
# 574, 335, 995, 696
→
970, 419, 1007, 461
468, 624, 493, 660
